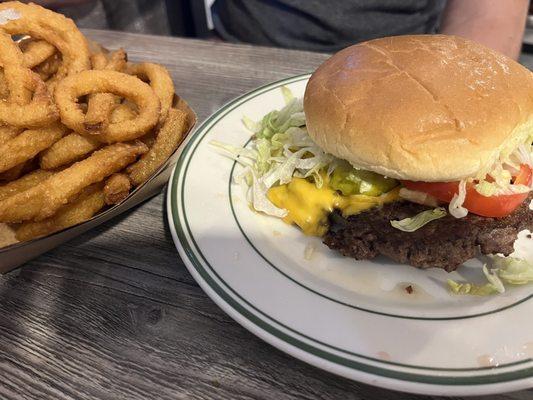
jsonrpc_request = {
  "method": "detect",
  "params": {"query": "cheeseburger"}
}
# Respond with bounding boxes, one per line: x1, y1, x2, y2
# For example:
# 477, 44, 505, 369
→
214, 35, 533, 290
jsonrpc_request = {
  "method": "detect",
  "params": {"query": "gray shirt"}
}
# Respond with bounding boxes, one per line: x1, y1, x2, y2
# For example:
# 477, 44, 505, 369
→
213, 0, 447, 52
58, 0, 170, 36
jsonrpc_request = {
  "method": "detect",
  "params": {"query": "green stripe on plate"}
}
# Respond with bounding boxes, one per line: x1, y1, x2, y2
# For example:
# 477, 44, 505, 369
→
169, 74, 533, 385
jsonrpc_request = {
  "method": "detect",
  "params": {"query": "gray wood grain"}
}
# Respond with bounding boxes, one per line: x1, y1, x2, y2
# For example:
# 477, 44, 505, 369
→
1, 29, 532, 400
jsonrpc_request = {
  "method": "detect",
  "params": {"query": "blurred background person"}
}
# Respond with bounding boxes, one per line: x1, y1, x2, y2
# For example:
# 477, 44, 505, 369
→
213, 0, 529, 59
11, 0, 530, 60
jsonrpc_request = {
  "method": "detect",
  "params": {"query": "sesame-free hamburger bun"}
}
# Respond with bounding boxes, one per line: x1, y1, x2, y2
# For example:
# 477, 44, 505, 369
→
304, 35, 533, 182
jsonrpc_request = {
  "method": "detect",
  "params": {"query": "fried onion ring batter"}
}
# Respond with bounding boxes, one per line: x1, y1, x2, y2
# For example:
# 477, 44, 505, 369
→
0, 2, 90, 87
85, 49, 127, 133
0, 31, 58, 126
55, 70, 160, 143
0, 141, 148, 223
127, 62, 174, 125
19, 38, 56, 69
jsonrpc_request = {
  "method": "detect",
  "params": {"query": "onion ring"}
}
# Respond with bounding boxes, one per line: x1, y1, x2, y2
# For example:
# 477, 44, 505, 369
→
0, 169, 53, 202
0, 141, 148, 223
110, 102, 137, 123
83, 94, 116, 133
32, 51, 61, 81
19, 38, 57, 69
0, 123, 67, 173
0, 125, 22, 145
15, 182, 105, 241
52, 102, 138, 163
103, 173, 131, 205
85, 49, 127, 133
127, 62, 174, 125
0, 38, 57, 69
0, 31, 58, 127
128, 108, 188, 186
55, 70, 160, 143
0, 71, 58, 127
0, 70, 9, 99
0, 2, 91, 88
0, 31, 30, 104
90, 52, 107, 70
40, 132, 101, 170
0, 162, 25, 181
90, 49, 126, 72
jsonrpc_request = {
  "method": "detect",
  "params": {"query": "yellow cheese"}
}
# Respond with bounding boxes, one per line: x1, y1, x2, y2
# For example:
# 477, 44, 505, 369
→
267, 178, 400, 236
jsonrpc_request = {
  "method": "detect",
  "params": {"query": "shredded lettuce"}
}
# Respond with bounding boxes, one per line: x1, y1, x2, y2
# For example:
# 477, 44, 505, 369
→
447, 265, 504, 295
449, 180, 468, 218
491, 255, 533, 285
474, 142, 533, 196
242, 115, 260, 133
448, 256, 533, 296
254, 96, 306, 140
475, 161, 531, 196
474, 180, 531, 197
210, 87, 335, 217
281, 86, 294, 104
444, 141, 533, 218
517, 143, 533, 168
390, 207, 447, 232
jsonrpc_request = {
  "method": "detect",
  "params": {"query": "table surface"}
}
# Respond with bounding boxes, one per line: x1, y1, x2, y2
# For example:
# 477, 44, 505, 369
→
1, 29, 532, 400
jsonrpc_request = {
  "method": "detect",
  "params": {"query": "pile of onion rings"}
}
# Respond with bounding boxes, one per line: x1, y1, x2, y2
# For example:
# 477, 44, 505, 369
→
0, 2, 193, 244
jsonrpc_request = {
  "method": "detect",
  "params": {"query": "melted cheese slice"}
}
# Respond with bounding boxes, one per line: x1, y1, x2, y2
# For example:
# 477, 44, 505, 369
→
267, 178, 400, 236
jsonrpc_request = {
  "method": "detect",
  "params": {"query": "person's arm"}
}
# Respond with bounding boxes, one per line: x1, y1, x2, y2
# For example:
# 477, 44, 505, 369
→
440, 0, 529, 60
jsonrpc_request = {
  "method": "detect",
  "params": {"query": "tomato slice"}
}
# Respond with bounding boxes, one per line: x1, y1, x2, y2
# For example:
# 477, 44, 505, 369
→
402, 165, 532, 218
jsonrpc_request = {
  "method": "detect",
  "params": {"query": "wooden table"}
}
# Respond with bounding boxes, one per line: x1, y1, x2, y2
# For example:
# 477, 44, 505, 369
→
1, 29, 532, 400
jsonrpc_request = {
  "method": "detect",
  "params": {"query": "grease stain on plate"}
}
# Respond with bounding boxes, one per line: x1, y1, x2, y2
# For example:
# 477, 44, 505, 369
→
477, 354, 498, 367
304, 243, 316, 261
377, 351, 392, 361
523, 342, 533, 357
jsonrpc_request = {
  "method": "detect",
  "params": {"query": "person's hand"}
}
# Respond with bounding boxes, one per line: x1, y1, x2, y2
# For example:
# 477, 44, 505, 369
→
440, 0, 529, 60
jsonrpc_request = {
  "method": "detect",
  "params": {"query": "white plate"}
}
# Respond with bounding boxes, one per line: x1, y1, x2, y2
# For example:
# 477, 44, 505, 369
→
167, 74, 533, 396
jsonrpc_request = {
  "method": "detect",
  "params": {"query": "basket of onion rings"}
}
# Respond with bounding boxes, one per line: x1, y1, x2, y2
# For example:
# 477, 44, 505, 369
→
0, 2, 197, 272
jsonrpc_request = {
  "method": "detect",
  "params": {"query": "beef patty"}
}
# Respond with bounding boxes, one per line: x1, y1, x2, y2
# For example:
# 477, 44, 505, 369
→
323, 196, 533, 272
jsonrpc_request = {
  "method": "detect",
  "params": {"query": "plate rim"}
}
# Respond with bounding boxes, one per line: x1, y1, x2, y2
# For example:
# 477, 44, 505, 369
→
166, 74, 533, 395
